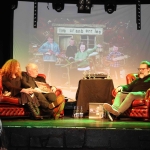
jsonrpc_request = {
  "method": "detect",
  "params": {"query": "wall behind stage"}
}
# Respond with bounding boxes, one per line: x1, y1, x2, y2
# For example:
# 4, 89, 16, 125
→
13, 2, 150, 99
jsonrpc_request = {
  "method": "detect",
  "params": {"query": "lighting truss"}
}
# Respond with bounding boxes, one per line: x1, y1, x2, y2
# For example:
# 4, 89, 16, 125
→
33, 0, 38, 28
136, 0, 141, 30
52, 0, 64, 12
77, 0, 92, 13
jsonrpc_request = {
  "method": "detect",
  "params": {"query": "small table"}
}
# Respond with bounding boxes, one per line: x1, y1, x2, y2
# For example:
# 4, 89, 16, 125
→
76, 79, 114, 115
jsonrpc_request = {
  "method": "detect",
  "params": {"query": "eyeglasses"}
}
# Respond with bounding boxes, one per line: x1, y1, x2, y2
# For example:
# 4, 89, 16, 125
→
137, 68, 148, 71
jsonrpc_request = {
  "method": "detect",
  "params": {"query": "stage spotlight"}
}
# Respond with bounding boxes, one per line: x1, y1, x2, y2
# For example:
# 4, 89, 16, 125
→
104, 0, 117, 14
52, 0, 64, 12
77, 0, 92, 13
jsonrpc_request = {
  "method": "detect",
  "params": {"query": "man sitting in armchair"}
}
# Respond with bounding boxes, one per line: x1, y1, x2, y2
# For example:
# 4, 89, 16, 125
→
21, 63, 65, 119
103, 60, 150, 121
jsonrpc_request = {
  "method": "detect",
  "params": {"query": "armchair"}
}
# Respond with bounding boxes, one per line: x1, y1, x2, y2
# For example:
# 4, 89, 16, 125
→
0, 72, 64, 118
112, 73, 150, 121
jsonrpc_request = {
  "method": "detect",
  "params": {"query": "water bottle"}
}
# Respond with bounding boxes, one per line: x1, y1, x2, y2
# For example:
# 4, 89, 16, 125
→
75, 106, 80, 118
79, 106, 83, 118
72, 106, 76, 118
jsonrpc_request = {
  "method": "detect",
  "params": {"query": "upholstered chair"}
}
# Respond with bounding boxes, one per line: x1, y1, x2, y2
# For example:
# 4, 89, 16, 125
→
0, 72, 64, 118
112, 73, 150, 121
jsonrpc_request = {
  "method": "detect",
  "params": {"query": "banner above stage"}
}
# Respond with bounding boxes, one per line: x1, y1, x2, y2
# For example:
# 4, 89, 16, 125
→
57, 27, 103, 35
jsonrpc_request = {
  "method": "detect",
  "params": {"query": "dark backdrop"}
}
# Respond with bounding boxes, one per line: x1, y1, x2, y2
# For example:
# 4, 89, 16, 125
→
0, 2, 14, 67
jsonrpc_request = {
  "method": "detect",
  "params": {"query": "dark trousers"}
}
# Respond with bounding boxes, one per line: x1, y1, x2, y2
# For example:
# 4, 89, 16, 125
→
34, 92, 56, 116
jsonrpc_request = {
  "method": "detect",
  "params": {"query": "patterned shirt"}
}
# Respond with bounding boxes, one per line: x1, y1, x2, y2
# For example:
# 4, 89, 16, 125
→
106, 51, 123, 67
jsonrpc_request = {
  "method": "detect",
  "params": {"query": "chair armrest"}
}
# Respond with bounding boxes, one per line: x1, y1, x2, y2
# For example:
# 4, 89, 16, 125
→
55, 89, 62, 96
126, 73, 138, 84
51, 86, 62, 96
145, 89, 150, 99
0, 96, 20, 105
112, 89, 117, 98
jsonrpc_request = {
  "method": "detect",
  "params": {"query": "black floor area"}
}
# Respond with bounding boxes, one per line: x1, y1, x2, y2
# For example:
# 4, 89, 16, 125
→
1, 116, 150, 150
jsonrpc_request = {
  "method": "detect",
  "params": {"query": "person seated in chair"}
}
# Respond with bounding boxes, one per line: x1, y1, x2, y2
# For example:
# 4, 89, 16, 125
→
21, 63, 65, 119
1, 59, 43, 120
103, 60, 150, 121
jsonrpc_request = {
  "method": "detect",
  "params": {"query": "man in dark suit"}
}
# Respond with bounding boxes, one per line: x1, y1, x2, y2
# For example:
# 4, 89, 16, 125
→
21, 63, 65, 119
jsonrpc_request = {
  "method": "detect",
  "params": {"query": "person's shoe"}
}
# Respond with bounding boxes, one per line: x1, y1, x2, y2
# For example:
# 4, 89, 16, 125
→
53, 100, 65, 119
103, 103, 120, 116
106, 111, 114, 121
49, 95, 65, 109
31, 115, 43, 120
34, 115, 43, 120
59, 110, 64, 118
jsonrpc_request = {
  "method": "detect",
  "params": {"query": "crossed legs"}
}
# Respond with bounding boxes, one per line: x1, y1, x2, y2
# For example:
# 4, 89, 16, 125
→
113, 92, 145, 113
103, 91, 146, 119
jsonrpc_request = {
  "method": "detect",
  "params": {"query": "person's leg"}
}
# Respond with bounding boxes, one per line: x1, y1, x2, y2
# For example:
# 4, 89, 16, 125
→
44, 92, 64, 107
34, 92, 65, 119
34, 92, 54, 116
44, 93, 57, 103
104, 92, 145, 115
118, 91, 145, 113
34, 92, 50, 109
53, 100, 65, 119
103, 92, 127, 118
112, 92, 128, 110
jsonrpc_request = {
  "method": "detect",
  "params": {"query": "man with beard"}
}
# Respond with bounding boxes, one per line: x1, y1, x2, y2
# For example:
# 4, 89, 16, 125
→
103, 60, 150, 121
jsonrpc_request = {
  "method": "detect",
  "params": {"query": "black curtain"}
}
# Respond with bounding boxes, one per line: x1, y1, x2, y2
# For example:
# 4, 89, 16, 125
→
0, 2, 14, 68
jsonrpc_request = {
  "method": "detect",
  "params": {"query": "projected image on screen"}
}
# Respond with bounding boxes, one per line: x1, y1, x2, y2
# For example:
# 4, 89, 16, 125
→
14, 2, 150, 99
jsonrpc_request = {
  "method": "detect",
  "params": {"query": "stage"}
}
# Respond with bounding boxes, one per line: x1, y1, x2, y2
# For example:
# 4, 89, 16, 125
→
2, 116, 150, 150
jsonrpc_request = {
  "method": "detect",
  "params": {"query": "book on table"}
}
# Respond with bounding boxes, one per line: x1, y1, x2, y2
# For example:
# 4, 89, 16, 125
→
35, 81, 52, 93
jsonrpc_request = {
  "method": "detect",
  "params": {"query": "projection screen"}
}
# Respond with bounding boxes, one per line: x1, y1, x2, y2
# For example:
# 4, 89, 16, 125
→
13, 2, 150, 99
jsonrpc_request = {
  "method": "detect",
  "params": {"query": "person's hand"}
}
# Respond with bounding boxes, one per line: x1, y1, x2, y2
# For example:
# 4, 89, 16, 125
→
28, 87, 34, 94
21, 88, 33, 94
34, 87, 42, 93
115, 86, 123, 93
51, 86, 57, 93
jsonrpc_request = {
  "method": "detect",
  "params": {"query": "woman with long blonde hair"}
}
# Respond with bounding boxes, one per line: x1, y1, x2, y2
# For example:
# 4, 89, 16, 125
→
1, 59, 43, 120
